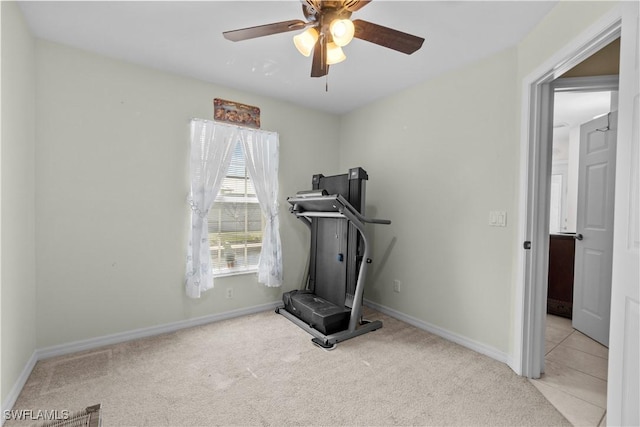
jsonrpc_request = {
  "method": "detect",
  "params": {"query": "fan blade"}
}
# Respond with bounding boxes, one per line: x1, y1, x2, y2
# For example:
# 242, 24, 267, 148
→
352, 19, 424, 55
311, 36, 328, 77
343, 0, 371, 12
223, 20, 307, 42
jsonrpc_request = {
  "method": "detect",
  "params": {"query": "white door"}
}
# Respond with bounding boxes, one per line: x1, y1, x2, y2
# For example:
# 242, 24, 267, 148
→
572, 111, 617, 346
608, 2, 639, 424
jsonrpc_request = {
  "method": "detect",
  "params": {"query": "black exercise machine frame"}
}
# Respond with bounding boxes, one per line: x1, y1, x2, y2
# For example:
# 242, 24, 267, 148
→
276, 190, 391, 349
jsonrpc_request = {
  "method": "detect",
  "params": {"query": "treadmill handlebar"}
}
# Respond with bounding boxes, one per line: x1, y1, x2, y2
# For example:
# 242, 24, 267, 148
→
366, 217, 392, 225
287, 193, 391, 225
294, 189, 328, 198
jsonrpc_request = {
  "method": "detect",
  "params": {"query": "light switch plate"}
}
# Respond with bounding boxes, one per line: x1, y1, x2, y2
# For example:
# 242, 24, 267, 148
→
489, 211, 507, 227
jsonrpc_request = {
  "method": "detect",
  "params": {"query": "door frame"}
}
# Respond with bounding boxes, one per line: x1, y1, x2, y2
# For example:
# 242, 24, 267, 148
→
512, 11, 622, 378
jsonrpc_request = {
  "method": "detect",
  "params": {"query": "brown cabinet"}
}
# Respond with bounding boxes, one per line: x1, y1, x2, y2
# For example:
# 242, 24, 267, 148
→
547, 233, 576, 318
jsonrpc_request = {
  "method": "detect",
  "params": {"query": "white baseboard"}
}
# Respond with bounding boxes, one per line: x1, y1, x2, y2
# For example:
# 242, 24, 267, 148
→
37, 301, 281, 360
364, 299, 510, 365
1, 300, 281, 423
1, 351, 38, 426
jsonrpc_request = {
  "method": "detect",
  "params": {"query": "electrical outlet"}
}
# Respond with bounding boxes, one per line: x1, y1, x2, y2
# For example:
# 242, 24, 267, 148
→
393, 280, 401, 293
226, 288, 233, 299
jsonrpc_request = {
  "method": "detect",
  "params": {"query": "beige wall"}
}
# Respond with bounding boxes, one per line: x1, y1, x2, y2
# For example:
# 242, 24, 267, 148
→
339, 48, 519, 353
1, 1, 37, 402
516, 1, 618, 82
34, 40, 340, 348
337, 0, 621, 357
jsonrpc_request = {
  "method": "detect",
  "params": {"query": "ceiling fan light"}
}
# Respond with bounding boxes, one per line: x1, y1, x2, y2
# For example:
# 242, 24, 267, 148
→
326, 42, 346, 65
293, 27, 319, 57
330, 19, 355, 47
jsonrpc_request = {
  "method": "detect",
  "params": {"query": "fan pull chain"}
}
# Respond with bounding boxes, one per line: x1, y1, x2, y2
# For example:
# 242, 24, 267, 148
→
321, 32, 327, 90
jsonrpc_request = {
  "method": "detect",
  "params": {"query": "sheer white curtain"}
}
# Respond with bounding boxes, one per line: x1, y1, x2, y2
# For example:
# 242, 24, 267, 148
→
185, 119, 282, 297
239, 128, 283, 287
185, 119, 237, 298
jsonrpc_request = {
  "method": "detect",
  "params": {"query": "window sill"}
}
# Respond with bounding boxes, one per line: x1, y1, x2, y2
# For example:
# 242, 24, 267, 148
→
213, 267, 258, 279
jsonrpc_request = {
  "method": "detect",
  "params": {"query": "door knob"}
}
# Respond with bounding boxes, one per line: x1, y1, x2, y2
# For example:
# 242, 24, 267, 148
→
574, 233, 584, 241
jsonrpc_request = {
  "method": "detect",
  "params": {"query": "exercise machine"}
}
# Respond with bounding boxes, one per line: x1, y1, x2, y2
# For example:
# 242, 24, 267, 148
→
276, 167, 391, 349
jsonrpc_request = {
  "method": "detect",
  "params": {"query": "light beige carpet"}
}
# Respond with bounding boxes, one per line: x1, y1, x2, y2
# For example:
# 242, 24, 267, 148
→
7, 309, 570, 426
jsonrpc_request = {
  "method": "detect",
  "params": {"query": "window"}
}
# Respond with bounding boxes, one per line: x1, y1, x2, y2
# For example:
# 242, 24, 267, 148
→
186, 119, 281, 298
208, 143, 264, 275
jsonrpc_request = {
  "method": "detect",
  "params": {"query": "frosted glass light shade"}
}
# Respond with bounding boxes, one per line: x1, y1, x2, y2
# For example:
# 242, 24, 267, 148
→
293, 28, 319, 57
326, 42, 346, 65
329, 19, 355, 47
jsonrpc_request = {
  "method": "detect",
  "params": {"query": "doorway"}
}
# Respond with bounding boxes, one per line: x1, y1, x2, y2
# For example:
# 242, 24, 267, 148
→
535, 77, 618, 426
547, 86, 617, 322
546, 75, 618, 335
516, 4, 639, 425
519, 20, 622, 427
515, 24, 622, 380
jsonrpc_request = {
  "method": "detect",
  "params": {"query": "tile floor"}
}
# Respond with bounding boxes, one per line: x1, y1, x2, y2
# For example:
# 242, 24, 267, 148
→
530, 314, 608, 426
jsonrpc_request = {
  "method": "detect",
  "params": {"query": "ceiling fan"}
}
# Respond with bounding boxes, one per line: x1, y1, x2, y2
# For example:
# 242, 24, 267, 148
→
223, 0, 425, 78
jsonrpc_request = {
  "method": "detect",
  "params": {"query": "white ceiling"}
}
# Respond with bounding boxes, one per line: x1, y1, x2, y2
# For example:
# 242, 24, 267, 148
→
18, 0, 559, 114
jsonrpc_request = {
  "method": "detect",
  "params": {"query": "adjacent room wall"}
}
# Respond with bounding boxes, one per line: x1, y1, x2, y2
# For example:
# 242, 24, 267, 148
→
1, 1, 37, 404
34, 40, 340, 348
339, 48, 519, 354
